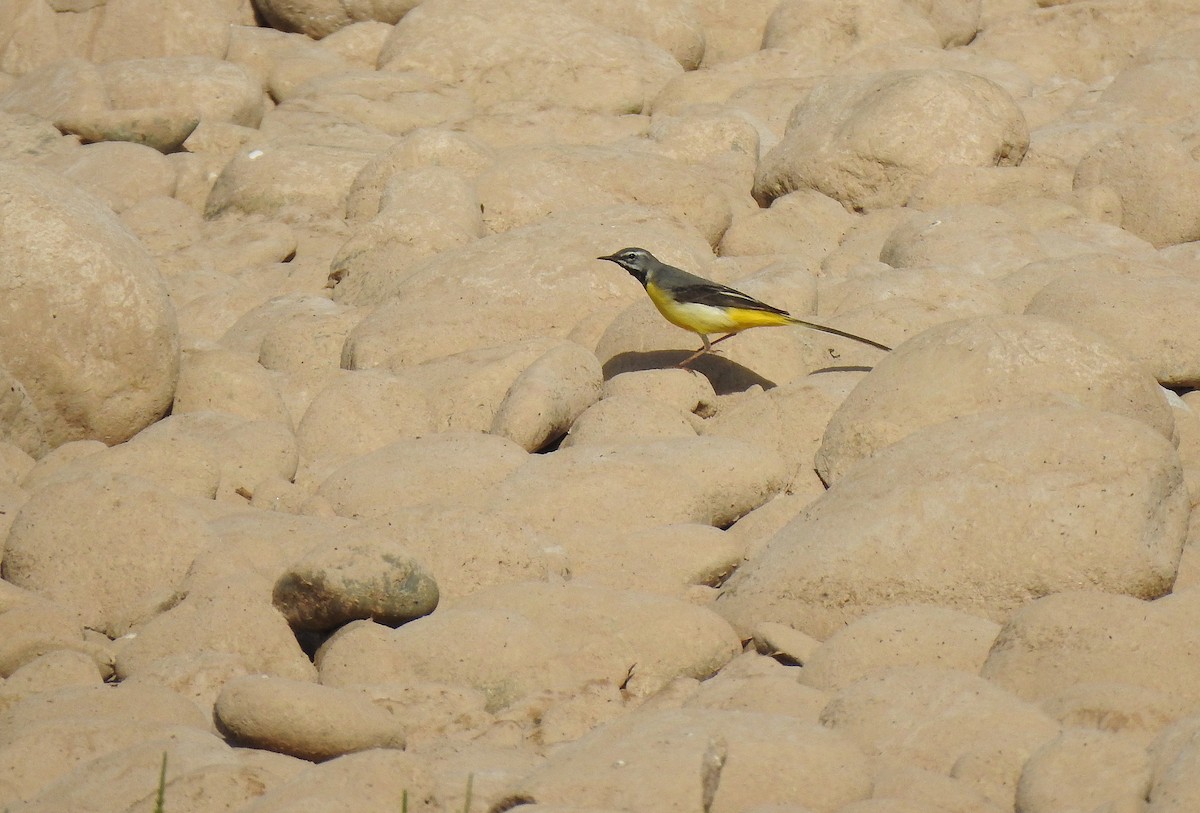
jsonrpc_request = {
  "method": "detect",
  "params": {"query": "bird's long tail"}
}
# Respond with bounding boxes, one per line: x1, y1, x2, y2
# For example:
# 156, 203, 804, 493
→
786, 317, 892, 352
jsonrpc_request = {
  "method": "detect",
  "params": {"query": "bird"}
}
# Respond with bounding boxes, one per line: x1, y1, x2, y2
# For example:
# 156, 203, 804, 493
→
598, 247, 891, 367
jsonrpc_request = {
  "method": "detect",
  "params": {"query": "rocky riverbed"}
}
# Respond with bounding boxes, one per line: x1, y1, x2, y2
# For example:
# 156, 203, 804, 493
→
2, 0, 1200, 811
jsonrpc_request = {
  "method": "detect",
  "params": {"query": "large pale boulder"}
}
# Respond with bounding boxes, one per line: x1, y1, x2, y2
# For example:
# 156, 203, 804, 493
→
821, 667, 1060, 807
685, 653, 829, 722
98, 56, 264, 127
0, 162, 179, 451
363, 506, 555, 600
800, 605, 1001, 692
113, 575, 317, 683
692, 0, 779, 66
2, 2, 251, 76
754, 69, 1028, 210
316, 432, 528, 520
0, 13, 84, 77
1016, 729, 1152, 813
0, 711, 220, 812
201, 511, 358, 588
560, 394, 698, 449
816, 314, 1176, 483
317, 582, 742, 709
344, 127, 494, 221
718, 189, 854, 258
5, 726, 239, 813
0, 369, 48, 458
16, 418, 220, 501
1083, 58, 1200, 127
121, 757, 302, 813
701, 371, 862, 491
877, 204, 1047, 279
869, 764, 1006, 813
475, 144, 733, 245
489, 340, 603, 452
819, 267, 1009, 347
717, 407, 1188, 639
377, 0, 682, 113
649, 47, 823, 122
277, 69, 472, 137
296, 339, 600, 484
1074, 125, 1200, 247
3, 472, 217, 635
331, 165, 484, 292
258, 302, 364, 375
223, 753, 439, 813
970, 0, 1200, 83
40, 140, 177, 212
551, 523, 743, 597
88, 0, 256, 63
0, 57, 106, 126
983, 589, 1200, 718
0, 56, 215, 151
330, 205, 711, 362
131, 411, 298, 500
1026, 269, 1200, 387
1040, 682, 1192, 748
4, 648, 104, 695
762, 0, 942, 59
0, 595, 108, 678
906, 164, 1074, 211
511, 708, 872, 813
215, 675, 405, 761
205, 141, 383, 219
173, 348, 292, 426
998, 250, 1167, 312
558, 0, 706, 70
460, 104, 650, 150
472, 436, 790, 534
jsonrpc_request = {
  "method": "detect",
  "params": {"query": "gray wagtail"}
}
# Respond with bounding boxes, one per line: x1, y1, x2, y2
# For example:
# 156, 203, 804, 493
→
598, 247, 891, 367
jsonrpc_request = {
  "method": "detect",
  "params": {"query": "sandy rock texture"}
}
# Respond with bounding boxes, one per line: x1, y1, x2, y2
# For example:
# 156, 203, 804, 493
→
1, 1, 1200, 811
0, 162, 179, 453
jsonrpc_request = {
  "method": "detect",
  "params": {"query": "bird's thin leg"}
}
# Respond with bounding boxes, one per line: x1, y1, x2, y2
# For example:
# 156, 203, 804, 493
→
676, 334, 712, 368
708, 333, 737, 348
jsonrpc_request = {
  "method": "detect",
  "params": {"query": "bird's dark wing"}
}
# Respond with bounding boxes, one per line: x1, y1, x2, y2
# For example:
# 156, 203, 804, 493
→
670, 282, 791, 316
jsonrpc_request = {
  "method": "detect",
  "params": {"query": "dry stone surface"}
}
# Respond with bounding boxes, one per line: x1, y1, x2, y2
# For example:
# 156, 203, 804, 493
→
815, 314, 1177, 483
821, 667, 1060, 808
3, 472, 217, 635
214, 675, 406, 761
718, 406, 1188, 638
754, 68, 1028, 210
271, 535, 439, 631
512, 707, 872, 813
317, 582, 742, 709
0, 162, 179, 450
377, 0, 682, 113
1025, 269, 1200, 387
983, 589, 1200, 719
1, 4, 1199, 811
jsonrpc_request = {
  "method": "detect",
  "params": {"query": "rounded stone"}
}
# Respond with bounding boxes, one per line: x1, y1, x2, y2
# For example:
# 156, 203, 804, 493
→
0, 162, 179, 450
272, 537, 439, 632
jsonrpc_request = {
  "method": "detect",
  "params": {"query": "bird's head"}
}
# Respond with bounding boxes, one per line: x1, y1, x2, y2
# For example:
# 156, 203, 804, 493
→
597, 247, 657, 285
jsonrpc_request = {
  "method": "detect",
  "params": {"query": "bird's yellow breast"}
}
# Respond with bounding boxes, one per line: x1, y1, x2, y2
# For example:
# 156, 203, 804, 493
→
644, 281, 794, 335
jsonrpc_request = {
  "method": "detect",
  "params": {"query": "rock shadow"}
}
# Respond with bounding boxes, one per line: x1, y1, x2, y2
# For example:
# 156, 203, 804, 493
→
603, 350, 778, 395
